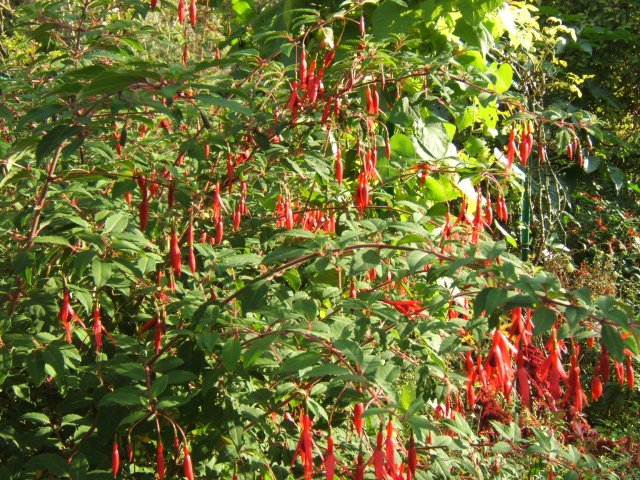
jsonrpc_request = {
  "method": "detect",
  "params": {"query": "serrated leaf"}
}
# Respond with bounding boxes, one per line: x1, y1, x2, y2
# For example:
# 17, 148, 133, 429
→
32, 235, 70, 246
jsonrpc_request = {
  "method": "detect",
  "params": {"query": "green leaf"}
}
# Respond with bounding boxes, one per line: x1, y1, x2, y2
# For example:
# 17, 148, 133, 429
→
279, 352, 322, 375
607, 165, 626, 193
302, 364, 351, 379
21, 412, 50, 424
492, 441, 512, 453
372, 1, 417, 40
473, 288, 507, 318
407, 250, 431, 273
238, 279, 269, 313
195, 94, 253, 116
222, 337, 241, 371
243, 333, 276, 368
78, 71, 150, 98
98, 387, 146, 407
31, 235, 70, 246
220, 253, 263, 268
0, 348, 11, 386
415, 119, 450, 159
493, 63, 513, 94
283, 268, 302, 291
151, 375, 169, 397
399, 384, 416, 411
349, 249, 381, 276
23, 454, 69, 476
389, 133, 416, 159
601, 324, 624, 361
36, 125, 82, 162
532, 306, 557, 336
232, 0, 255, 23
104, 212, 129, 234
92, 258, 113, 288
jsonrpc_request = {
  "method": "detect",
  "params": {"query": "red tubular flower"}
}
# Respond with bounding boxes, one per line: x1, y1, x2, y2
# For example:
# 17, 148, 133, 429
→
212, 183, 225, 224
177, 0, 185, 24
382, 298, 426, 319
58, 290, 86, 343
564, 354, 588, 412
299, 48, 307, 90
538, 331, 567, 399
183, 446, 194, 480
189, 0, 196, 26
626, 357, 634, 390
325, 436, 336, 480
385, 421, 396, 477
354, 172, 370, 215
157, 442, 165, 480
614, 360, 625, 386
372, 87, 380, 114
284, 197, 293, 230
372, 431, 385, 480
93, 306, 103, 353
355, 453, 365, 480
127, 441, 134, 462
366, 86, 373, 114
288, 80, 299, 113
520, 124, 533, 166
321, 97, 333, 125
484, 198, 493, 227
335, 149, 343, 185
591, 367, 603, 400
154, 320, 163, 353
323, 49, 335, 68
368, 267, 377, 282
349, 278, 357, 299
137, 175, 148, 231
516, 351, 530, 408
485, 329, 517, 397
233, 204, 242, 232
170, 228, 181, 277
291, 413, 314, 480
188, 246, 196, 275
353, 403, 364, 436
506, 128, 516, 169
407, 435, 417, 480
599, 347, 610, 383
112, 441, 120, 478
216, 220, 224, 244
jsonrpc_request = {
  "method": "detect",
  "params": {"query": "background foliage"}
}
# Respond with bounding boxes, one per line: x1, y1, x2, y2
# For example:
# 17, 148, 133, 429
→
0, 0, 638, 478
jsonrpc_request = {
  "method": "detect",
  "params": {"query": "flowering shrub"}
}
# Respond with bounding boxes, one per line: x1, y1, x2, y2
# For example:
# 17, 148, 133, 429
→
0, 1, 637, 478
